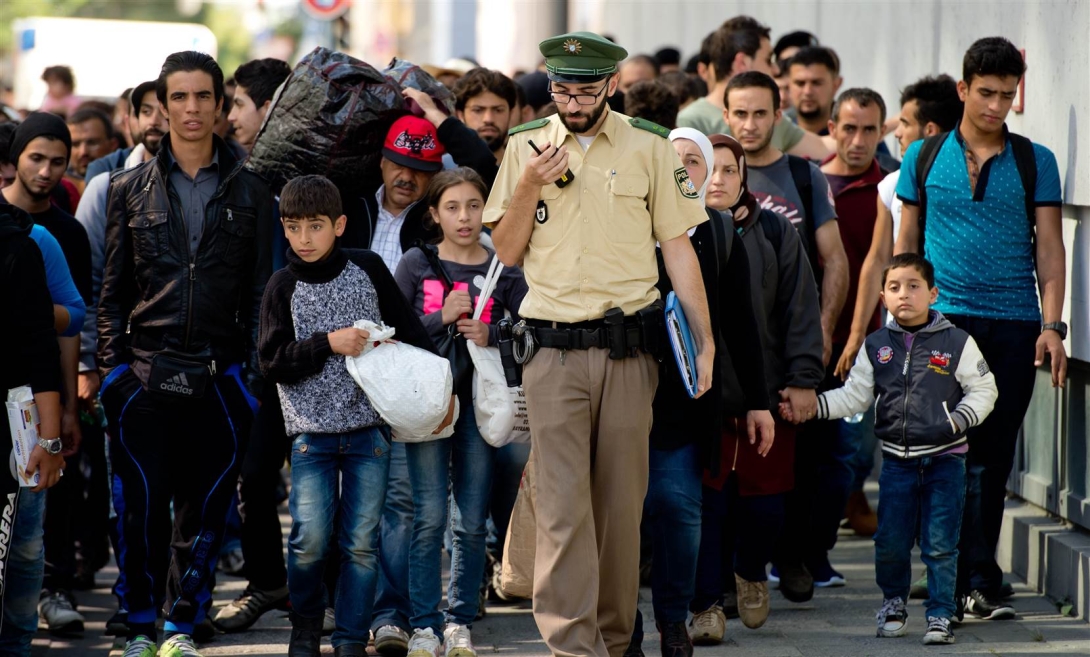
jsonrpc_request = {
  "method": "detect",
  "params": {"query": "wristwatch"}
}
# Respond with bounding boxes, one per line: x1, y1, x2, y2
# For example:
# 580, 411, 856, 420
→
37, 436, 63, 456
1042, 321, 1068, 340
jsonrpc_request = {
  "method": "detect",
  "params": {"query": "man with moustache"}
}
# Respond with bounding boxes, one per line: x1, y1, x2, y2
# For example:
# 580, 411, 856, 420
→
339, 89, 497, 274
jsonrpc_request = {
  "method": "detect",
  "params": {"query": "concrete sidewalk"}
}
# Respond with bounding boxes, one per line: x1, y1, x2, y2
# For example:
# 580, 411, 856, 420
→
33, 487, 1090, 656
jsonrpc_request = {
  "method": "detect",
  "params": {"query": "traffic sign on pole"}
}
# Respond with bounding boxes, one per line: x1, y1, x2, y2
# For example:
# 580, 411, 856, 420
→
302, 0, 351, 22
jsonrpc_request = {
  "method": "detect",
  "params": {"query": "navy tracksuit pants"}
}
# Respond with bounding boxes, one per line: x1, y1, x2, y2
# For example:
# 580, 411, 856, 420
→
101, 364, 255, 635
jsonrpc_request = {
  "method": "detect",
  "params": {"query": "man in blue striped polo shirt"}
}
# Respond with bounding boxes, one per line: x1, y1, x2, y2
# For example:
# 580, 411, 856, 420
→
894, 36, 1066, 622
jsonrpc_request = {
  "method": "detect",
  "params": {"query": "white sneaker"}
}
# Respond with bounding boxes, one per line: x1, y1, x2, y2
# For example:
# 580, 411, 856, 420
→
38, 590, 85, 634
375, 625, 410, 655
443, 624, 477, 657
407, 627, 442, 657
323, 607, 336, 635
688, 604, 726, 645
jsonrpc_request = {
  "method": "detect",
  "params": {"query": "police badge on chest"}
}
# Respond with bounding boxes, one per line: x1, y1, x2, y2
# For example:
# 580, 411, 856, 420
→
535, 200, 548, 224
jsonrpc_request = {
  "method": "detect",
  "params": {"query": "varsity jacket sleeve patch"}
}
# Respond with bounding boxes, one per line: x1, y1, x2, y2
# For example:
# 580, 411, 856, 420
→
949, 335, 998, 433
257, 269, 334, 384
817, 347, 876, 421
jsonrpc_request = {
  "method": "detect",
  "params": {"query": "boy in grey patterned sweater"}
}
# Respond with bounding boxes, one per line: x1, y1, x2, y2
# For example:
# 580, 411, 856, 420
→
258, 175, 446, 657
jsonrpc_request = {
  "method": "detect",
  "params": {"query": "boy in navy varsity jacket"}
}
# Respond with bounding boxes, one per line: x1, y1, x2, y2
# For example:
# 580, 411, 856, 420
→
782, 253, 996, 646
257, 175, 447, 657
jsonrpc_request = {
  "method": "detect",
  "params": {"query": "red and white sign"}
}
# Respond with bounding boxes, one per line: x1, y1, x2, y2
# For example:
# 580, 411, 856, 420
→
302, 0, 350, 21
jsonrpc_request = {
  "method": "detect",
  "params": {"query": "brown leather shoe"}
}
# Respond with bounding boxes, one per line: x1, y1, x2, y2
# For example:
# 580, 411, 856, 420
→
846, 490, 878, 537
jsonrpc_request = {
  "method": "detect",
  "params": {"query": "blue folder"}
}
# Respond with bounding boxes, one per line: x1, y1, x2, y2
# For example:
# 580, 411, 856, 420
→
665, 291, 699, 398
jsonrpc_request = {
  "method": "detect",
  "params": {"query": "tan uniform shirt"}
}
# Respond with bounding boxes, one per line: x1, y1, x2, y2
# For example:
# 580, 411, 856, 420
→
483, 110, 707, 322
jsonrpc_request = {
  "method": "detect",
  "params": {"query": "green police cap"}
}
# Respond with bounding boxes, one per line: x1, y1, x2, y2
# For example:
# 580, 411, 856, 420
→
539, 31, 629, 83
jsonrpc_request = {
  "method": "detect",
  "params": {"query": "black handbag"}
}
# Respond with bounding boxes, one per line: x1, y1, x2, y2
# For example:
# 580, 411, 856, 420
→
415, 242, 473, 393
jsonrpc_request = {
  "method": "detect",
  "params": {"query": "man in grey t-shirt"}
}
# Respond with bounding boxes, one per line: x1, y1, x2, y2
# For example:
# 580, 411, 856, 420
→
725, 70, 855, 602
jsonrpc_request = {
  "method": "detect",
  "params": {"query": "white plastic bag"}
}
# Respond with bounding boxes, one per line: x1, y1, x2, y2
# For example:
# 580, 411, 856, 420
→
345, 320, 457, 442
466, 258, 530, 447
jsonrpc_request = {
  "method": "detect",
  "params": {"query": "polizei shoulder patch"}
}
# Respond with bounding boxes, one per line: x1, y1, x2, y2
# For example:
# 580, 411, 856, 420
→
675, 167, 699, 198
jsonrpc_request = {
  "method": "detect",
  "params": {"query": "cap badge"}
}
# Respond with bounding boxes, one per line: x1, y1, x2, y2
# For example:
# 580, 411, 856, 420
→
563, 38, 583, 55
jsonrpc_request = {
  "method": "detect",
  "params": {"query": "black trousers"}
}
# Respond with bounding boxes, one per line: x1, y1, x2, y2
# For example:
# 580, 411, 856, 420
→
946, 315, 1039, 596
238, 386, 289, 591
101, 365, 253, 632
43, 418, 111, 593
776, 344, 855, 568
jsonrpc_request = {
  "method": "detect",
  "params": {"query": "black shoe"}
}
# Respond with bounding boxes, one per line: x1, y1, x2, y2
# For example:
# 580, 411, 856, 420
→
965, 590, 1016, 620
623, 637, 645, 657
776, 562, 814, 603
105, 609, 129, 637
335, 644, 366, 657
193, 616, 216, 643
657, 621, 693, 657
288, 612, 324, 657
999, 581, 1014, 599
955, 595, 965, 623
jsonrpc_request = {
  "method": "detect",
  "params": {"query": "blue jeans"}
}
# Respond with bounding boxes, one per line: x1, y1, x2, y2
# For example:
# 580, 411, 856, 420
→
631, 444, 702, 646
373, 442, 412, 633
288, 427, 391, 648
845, 407, 878, 492
0, 490, 45, 654
405, 405, 494, 634
875, 452, 966, 620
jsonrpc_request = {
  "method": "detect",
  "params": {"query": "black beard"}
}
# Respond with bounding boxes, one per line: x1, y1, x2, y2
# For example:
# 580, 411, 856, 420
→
558, 97, 608, 135
485, 133, 506, 152
797, 104, 828, 122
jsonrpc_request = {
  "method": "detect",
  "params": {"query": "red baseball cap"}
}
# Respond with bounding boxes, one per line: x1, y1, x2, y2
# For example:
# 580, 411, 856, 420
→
382, 115, 446, 172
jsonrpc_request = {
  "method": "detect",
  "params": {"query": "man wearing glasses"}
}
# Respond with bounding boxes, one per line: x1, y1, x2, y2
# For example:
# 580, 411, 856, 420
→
484, 31, 714, 657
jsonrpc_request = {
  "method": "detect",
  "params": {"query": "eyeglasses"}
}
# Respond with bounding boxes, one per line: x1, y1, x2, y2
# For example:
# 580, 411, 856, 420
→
549, 84, 608, 106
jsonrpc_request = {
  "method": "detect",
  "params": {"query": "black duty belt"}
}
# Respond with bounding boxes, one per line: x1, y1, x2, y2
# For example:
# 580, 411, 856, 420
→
524, 304, 665, 361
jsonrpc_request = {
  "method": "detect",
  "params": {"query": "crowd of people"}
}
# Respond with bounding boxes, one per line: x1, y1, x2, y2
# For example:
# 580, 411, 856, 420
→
0, 12, 1069, 657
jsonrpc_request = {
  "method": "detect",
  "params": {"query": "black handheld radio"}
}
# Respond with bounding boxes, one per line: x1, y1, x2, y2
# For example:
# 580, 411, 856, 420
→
527, 139, 574, 188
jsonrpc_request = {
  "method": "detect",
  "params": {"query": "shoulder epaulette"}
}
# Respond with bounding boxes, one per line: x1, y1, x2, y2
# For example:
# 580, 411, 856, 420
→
508, 118, 550, 136
629, 117, 670, 138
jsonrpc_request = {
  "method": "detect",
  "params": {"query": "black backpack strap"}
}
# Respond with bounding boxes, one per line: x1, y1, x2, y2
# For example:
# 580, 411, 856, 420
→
759, 208, 784, 255
414, 240, 454, 292
1008, 132, 1038, 225
786, 155, 820, 284
706, 209, 733, 280
914, 133, 947, 254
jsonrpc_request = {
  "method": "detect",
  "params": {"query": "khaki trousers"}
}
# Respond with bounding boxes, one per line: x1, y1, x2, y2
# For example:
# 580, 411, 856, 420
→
522, 347, 658, 657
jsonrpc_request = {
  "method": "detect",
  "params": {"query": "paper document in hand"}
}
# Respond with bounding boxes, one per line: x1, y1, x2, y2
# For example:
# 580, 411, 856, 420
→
5, 386, 41, 487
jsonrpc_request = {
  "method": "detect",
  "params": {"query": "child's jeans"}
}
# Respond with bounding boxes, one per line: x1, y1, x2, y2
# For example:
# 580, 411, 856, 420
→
875, 451, 966, 620
288, 427, 392, 648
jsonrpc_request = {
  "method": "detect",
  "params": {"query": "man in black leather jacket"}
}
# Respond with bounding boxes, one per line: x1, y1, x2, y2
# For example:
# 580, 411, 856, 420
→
97, 51, 272, 657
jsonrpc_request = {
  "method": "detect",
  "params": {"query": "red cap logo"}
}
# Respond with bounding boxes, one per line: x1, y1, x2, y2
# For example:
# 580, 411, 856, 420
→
382, 115, 446, 172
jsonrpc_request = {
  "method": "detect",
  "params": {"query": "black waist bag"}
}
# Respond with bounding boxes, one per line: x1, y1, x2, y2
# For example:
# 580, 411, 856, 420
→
148, 354, 213, 399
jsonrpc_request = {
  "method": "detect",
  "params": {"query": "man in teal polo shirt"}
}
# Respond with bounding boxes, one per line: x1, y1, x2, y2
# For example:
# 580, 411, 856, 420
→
894, 36, 1065, 622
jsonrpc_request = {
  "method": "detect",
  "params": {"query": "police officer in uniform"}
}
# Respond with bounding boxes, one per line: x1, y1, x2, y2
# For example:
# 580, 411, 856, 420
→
484, 32, 714, 657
